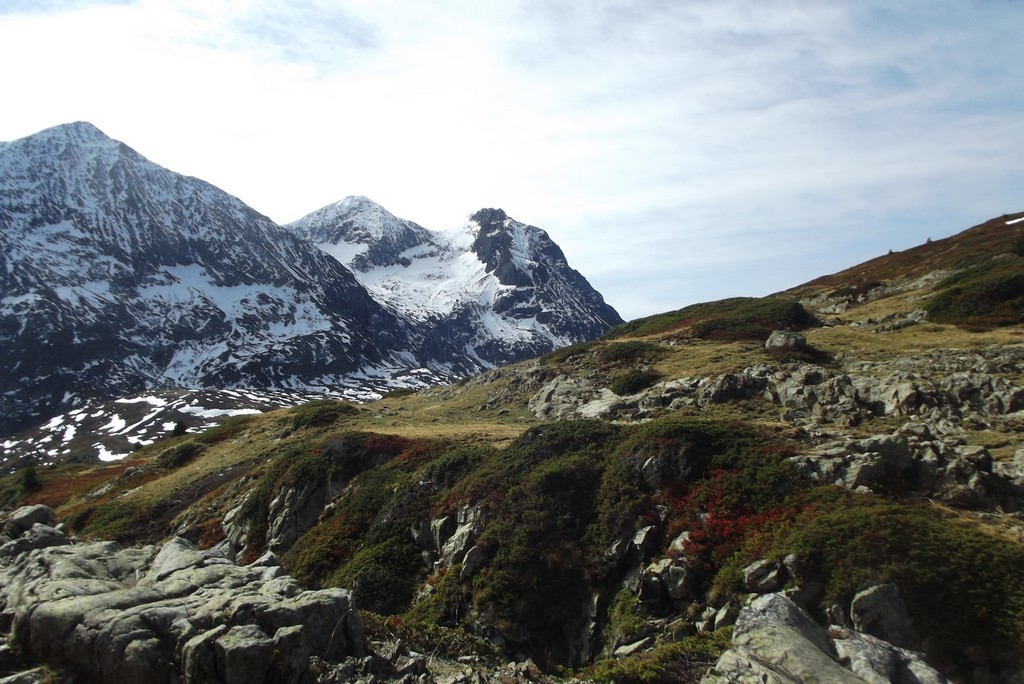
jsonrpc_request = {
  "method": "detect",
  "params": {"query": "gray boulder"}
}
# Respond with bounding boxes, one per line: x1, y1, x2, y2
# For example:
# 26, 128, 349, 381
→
765, 330, 808, 352
0, 536, 364, 683
830, 627, 948, 684
704, 594, 862, 683
0, 524, 70, 560
703, 593, 947, 684
3, 506, 57, 537
742, 559, 786, 594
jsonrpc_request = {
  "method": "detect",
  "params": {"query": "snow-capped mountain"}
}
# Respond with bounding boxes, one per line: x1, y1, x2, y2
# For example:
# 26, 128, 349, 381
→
0, 123, 621, 445
0, 123, 425, 438
289, 197, 623, 371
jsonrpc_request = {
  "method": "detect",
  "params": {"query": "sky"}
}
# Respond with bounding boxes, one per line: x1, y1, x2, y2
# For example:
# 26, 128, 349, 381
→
1, 0, 1022, 321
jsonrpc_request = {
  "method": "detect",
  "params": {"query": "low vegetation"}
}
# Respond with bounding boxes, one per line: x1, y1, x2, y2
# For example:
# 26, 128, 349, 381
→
926, 271, 1024, 327
607, 296, 817, 341
720, 487, 1024, 672
609, 368, 662, 395
584, 629, 733, 684
0, 466, 41, 509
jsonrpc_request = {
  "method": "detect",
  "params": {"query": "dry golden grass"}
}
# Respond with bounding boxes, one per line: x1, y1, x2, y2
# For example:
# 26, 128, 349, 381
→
809, 322, 1024, 366
650, 339, 768, 379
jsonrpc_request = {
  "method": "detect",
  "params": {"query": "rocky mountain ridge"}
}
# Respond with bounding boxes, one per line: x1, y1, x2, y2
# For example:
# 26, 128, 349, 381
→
0, 123, 621, 443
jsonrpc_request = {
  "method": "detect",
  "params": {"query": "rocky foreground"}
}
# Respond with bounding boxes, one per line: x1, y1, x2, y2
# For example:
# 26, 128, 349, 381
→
0, 503, 960, 683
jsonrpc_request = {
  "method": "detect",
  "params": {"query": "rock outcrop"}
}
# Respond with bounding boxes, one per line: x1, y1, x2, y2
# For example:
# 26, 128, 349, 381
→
702, 594, 947, 684
791, 422, 1024, 510
0, 507, 364, 683
530, 346, 1024, 432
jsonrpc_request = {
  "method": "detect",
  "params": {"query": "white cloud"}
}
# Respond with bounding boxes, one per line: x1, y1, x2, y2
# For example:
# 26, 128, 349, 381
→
1, 1, 1022, 320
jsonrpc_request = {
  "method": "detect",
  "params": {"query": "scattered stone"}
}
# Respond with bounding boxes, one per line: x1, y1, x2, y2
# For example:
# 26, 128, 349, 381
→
830, 626, 948, 684
613, 637, 653, 658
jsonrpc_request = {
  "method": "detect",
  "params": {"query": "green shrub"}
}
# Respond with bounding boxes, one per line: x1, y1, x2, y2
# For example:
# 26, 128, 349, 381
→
0, 466, 42, 509
587, 449, 653, 555
610, 369, 662, 396
471, 429, 615, 666
541, 340, 600, 365
238, 433, 411, 559
422, 446, 489, 489
765, 344, 833, 366
286, 511, 359, 586
1013, 233, 1024, 257
155, 441, 204, 470
728, 487, 1024, 674
607, 311, 697, 339
63, 507, 92, 533
689, 298, 817, 342
289, 400, 360, 431
585, 629, 733, 684
925, 273, 1024, 326
76, 499, 149, 541
606, 297, 817, 340
335, 535, 422, 615
195, 414, 255, 445
405, 565, 468, 627
599, 341, 664, 365
606, 588, 649, 644
937, 260, 998, 288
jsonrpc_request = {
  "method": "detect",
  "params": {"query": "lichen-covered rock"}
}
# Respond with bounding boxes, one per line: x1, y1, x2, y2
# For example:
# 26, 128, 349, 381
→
0, 536, 364, 683
703, 593, 946, 684
704, 594, 862, 683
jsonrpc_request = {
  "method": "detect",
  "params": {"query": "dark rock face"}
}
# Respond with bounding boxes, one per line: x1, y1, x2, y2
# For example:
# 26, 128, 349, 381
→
290, 200, 623, 375
0, 124, 416, 437
467, 207, 622, 341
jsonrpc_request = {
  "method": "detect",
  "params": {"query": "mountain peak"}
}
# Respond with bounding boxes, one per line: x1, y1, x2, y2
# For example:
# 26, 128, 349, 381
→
29, 121, 111, 145
469, 208, 508, 226
334, 195, 386, 213
297, 195, 423, 252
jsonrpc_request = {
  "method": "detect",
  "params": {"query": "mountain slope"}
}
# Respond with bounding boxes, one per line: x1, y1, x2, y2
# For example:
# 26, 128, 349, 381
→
289, 197, 623, 372
0, 123, 420, 437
